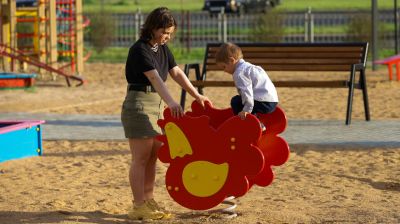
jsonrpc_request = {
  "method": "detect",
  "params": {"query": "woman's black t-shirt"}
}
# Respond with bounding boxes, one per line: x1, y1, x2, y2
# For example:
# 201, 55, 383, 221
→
125, 39, 177, 85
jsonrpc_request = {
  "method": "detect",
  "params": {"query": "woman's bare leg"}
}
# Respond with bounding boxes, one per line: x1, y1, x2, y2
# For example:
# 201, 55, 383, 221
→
144, 139, 162, 200
129, 138, 153, 206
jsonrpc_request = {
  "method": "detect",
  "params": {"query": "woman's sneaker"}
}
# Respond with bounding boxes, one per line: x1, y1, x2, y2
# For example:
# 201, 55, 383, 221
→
147, 199, 173, 219
127, 202, 165, 220
147, 198, 165, 211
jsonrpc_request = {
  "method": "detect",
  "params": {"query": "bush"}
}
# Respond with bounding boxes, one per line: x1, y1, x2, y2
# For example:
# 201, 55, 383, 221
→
88, 12, 116, 53
346, 13, 386, 44
251, 10, 285, 42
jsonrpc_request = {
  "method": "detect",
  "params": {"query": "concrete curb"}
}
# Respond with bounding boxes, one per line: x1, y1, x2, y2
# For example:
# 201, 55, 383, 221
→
1, 113, 399, 148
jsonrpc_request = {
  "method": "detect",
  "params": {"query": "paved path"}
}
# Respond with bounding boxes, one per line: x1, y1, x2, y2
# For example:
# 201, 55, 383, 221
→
1, 113, 399, 148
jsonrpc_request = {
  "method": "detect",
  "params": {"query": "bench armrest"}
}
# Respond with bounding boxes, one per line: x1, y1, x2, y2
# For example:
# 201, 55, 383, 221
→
184, 63, 202, 81
353, 63, 365, 71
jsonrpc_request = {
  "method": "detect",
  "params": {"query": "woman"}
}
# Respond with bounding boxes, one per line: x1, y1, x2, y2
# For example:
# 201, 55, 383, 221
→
121, 7, 209, 220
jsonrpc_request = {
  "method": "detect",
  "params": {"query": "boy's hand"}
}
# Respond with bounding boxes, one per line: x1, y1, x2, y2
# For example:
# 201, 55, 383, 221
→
238, 111, 249, 120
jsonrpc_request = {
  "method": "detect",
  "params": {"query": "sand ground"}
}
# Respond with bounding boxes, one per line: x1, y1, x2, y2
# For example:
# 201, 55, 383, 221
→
0, 62, 399, 223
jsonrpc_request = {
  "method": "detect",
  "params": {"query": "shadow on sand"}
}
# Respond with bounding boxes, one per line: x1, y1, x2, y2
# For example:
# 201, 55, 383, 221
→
0, 210, 127, 224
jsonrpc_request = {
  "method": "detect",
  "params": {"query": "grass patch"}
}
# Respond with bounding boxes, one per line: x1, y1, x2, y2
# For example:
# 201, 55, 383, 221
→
87, 47, 128, 63
83, 0, 204, 13
87, 45, 205, 64
83, 0, 395, 13
278, 0, 395, 11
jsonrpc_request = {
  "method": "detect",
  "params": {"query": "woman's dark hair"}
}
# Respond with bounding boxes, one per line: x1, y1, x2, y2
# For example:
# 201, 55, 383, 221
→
140, 7, 177, 41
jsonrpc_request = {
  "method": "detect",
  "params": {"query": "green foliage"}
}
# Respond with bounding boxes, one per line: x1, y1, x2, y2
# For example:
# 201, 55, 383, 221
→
83, 0, 95, 4
88, 12, 116, 53
113, 0, 129, 6
169, 42, 205, 64
346, 13, 388, 44
278, 0, 394, 11
251, 10, 286, 42
346, 13, 371, 42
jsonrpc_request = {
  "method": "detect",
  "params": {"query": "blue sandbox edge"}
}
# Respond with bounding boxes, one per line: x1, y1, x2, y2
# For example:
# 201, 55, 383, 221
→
0, 73, 37, 79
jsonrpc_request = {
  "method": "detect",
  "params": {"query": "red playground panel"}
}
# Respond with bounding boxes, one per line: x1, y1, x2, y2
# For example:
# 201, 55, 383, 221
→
156, 101, 290, 210
374, 54, 400, 81
0, 73, 36, 88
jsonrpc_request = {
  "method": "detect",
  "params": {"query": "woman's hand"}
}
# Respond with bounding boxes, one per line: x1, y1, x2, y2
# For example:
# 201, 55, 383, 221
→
168, 66, 213, 109
195, 95, 212, 108
167, 101, 184, 118
238, 111, 249, 120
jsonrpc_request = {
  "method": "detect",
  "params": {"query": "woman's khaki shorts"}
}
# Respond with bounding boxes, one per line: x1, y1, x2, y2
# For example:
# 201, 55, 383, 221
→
121, 90, 164, 138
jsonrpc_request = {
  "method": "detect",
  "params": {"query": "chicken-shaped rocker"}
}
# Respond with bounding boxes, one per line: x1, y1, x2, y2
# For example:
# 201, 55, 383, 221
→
156, 101, 289, 210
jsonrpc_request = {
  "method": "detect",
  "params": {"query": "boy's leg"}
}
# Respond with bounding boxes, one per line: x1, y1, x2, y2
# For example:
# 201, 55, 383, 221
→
231, 95, 244, 115
252, 101, 278, 132
252, 101, 278, 114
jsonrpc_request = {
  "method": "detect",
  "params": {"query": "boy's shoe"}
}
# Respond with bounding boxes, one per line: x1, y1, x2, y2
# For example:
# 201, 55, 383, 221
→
127, 202, 165, 220
260, 122, 266, 132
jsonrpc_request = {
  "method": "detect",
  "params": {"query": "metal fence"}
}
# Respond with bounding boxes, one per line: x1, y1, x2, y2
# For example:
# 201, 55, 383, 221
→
84, 9, 399, 49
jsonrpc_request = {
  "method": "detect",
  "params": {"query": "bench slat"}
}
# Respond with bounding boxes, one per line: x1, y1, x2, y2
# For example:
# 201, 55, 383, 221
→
207, 58, 361, 65
239, 52, 363, 58
191, 80, 349, 88
208, 46, 365, 53
206, 64, 354, 71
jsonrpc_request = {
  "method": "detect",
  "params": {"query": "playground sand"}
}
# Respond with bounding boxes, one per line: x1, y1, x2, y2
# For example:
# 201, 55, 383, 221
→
0, 62, 400, 223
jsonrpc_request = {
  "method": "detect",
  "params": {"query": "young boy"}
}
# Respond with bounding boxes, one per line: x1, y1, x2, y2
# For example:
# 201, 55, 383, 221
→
215, 42, 278, 131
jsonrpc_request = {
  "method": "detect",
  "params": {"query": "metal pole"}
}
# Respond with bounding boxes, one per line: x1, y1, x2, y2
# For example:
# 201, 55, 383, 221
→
135, 9, 140, 41
223, 12, 227, 42
304, 9, 308, 42
187, 11, 191, 52
305, 7, 314, 43
372, 0, 378, 70
395, 0, 399, 54
218, 8, 226, 42
218, 10, 222, 42
308, 7, 314, 43
180, 10, 184, 46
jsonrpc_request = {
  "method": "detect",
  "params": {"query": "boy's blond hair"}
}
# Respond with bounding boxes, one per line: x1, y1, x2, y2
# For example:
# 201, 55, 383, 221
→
215, 42, 243, 63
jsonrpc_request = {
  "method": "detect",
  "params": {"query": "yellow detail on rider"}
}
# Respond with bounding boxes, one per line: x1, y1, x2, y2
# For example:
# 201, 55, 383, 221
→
182, 161, 229, 197
164, 122, 193, 159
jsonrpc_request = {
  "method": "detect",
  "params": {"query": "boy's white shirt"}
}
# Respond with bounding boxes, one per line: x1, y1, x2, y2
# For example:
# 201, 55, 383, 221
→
232, 59, 279, 113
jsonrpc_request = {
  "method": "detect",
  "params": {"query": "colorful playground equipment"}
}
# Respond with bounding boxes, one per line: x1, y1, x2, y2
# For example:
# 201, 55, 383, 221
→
0, 72, 36, 88
0, 0, 88, 86
157, 101, 290, 211
374, 54, 400, 81
0, 120, 45, 163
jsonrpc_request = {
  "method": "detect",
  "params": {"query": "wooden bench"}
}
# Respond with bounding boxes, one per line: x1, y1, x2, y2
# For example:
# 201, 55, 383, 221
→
180, 42, 370, 125
374, 54, 400, 81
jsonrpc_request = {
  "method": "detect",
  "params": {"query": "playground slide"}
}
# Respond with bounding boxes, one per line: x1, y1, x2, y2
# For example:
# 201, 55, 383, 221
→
0, 43, 85, 86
